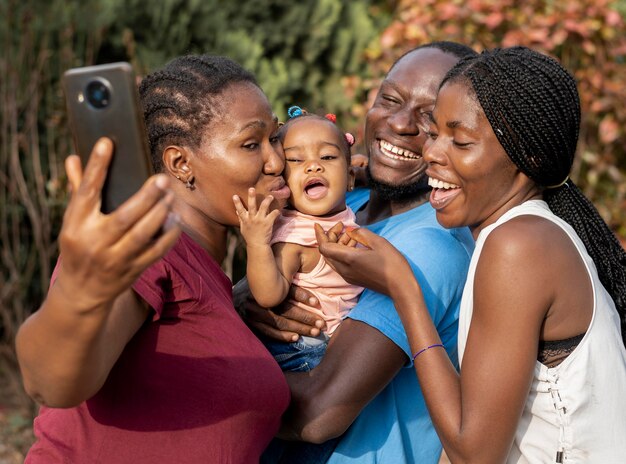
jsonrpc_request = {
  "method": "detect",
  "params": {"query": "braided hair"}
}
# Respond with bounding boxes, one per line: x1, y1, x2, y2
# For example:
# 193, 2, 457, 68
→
138, 55, 258, 171
442, 46, 626, 343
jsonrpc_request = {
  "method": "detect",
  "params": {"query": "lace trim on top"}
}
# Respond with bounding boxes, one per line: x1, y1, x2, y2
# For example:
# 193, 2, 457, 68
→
537, 333, 586, 368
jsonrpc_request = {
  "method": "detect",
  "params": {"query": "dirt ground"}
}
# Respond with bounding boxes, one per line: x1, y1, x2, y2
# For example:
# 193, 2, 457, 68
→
0, 362, 35, 464
0, 408, 34, 464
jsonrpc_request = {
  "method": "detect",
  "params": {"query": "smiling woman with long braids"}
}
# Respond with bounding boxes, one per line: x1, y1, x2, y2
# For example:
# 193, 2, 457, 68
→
315, 46, 626, 463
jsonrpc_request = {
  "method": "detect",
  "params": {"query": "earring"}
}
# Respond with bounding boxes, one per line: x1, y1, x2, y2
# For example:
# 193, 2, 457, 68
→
185, 178, 195, 190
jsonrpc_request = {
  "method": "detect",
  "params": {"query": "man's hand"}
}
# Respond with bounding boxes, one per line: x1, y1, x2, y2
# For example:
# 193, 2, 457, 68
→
233, 278, 326, 342
350, 153, 369, 189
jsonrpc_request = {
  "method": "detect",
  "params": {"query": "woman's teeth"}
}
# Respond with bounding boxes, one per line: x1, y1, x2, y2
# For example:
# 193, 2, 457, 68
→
428, 177, 459, 189
379, 140, 420, 160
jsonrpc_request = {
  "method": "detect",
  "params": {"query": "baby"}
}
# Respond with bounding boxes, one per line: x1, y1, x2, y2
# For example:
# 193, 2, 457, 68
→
233, 106, 363, 372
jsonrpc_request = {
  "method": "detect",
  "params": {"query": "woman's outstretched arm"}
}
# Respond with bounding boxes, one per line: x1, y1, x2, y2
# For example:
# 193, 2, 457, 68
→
16, 138, 180, 407
317, 225, 546, 463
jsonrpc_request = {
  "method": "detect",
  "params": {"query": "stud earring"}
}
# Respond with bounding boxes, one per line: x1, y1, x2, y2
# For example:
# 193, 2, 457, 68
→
185, 178, 195, 190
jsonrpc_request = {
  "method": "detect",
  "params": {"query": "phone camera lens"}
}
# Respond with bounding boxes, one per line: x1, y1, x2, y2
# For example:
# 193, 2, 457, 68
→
86, 80, 111, 109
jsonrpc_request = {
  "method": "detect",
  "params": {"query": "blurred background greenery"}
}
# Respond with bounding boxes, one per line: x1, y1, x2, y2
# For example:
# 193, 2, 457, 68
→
1, 0, 625, 459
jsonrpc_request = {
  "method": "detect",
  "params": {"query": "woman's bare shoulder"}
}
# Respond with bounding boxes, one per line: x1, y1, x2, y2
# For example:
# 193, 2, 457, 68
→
484, 214, 572, 261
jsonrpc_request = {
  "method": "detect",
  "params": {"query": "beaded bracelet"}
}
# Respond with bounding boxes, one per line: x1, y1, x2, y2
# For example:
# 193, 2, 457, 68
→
412, 343, 444, 361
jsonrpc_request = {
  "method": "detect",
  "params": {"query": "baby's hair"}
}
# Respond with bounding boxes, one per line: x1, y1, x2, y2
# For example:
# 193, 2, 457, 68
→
138, 55, 258, 171
278, 106, 353, 163
442, 46, 626, 343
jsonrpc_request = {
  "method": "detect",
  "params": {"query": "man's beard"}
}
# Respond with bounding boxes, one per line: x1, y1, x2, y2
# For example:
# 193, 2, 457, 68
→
366, 166, 430, 202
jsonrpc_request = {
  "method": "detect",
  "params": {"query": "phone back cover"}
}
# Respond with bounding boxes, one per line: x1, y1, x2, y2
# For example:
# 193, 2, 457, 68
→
63, 62, 153, 213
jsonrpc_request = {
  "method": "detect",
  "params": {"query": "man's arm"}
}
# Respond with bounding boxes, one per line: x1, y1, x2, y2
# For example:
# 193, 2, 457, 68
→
279, 318, 406, 443
233, 278, 326, 342
277, 222, 470, 445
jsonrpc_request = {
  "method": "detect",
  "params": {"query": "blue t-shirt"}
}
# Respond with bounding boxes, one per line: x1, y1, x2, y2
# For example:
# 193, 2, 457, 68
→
328, 188, 474, 464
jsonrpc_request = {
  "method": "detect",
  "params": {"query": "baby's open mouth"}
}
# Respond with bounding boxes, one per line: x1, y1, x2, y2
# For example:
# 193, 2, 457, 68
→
304, 179, 328, 199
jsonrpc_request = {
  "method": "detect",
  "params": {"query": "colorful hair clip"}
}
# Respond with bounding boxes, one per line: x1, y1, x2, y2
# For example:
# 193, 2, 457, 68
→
287, 105, 304, 119
325, 113, 337, 123
345, 132, 355, 147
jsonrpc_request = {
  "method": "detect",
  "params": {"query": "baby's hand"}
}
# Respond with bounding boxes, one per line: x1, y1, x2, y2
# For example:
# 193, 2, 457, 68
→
233, 187, 281, 247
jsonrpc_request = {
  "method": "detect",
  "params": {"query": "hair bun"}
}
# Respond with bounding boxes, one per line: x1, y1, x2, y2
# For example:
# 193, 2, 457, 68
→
287, 105, 304, 119
345, 132, 355, 146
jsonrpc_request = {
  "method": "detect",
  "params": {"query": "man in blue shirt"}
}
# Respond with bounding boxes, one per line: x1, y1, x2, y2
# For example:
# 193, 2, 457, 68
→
244, 42, 477, 463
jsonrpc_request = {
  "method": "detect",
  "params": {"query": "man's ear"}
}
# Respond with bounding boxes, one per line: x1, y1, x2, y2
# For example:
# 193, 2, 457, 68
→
163, 145, 192, 183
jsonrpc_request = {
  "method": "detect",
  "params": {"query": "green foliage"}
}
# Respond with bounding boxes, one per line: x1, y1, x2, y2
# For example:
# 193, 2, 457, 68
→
95, 0, 391, 123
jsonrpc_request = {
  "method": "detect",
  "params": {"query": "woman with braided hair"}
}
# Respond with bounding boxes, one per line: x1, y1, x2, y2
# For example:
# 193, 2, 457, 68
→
17, 55, 291, 462
316, 46, 626, 463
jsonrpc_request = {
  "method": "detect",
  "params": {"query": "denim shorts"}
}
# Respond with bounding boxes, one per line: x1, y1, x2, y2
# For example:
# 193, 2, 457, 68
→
261, 436, 340, 464
263, 334, 329, 372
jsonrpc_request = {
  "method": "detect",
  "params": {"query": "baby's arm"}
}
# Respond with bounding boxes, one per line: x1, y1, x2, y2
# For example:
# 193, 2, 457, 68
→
233, 187, 300, 308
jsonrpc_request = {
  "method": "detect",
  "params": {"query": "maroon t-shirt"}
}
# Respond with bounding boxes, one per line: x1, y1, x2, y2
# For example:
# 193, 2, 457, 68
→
26, 233, 290, 463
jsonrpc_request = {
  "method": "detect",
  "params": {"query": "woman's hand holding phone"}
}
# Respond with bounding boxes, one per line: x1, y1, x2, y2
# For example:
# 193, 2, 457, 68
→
57, 137, 181, 311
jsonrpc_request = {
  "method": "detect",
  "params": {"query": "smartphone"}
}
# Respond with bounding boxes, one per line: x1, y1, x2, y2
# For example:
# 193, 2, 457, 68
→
62, 62, 153, 213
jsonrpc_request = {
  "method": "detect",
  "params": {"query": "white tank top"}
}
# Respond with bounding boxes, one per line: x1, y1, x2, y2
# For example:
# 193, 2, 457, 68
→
458, 200, 626, 463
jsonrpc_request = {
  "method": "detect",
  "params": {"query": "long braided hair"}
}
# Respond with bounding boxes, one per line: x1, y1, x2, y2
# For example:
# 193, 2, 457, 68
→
442, 46, 626, 343
138, 55, 258, 171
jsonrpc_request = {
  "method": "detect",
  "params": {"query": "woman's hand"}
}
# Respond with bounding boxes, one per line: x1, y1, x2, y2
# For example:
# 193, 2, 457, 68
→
314, 224, 413, 297
57, 137, 181, 311
16, 137, 182, 406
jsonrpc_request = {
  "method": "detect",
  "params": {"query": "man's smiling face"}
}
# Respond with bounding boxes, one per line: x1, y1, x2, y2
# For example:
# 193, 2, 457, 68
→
364, 47, 460, 200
